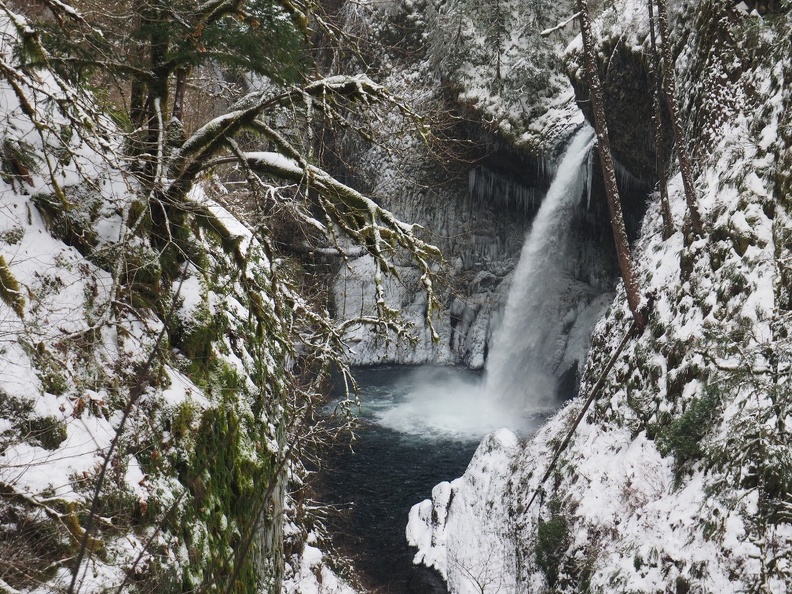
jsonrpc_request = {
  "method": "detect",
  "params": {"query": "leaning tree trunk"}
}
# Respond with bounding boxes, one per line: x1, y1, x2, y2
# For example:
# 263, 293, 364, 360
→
172, 67, 189, 121
577, 0, 646, 330
656, 0, 704, 237
648, 0, 675, 240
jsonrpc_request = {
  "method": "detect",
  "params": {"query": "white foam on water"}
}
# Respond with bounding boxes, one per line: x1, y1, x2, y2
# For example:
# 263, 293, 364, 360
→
360, 127, 600, 439
364, 367, 542, 441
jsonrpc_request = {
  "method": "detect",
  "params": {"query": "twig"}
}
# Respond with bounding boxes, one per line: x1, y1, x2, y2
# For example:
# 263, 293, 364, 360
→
112, 491, 187, 594
220, 409, 311, 594
0, 577, 22, 594
0, 482, 87, 542
68, 263, 190, 594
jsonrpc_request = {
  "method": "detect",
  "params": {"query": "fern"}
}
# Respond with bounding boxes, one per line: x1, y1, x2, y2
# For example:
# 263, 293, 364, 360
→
0, 255, 25, 318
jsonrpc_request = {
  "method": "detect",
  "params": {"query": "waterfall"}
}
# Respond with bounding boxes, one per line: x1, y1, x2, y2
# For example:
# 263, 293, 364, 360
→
484, 127, 598, 411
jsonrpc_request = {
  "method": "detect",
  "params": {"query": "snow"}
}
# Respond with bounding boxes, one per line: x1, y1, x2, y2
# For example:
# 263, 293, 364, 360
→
333, 254, 456, 366
161, 367, 210, 407
282, 543, 359, 594
745, 171, 769, 197
245, 151, 303, 176
0, 12, 336, 593
177, 274, 205, 314
408, 429, 521, 593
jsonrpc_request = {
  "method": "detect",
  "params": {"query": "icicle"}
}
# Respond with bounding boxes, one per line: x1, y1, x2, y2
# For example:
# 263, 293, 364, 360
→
614, 160, 647, 194
586, 147, 593, 211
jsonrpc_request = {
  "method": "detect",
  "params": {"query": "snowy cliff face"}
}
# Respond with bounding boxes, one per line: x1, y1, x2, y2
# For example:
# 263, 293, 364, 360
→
408, 1, 792, 592
330, 135, 540, 368
0, 105, 285, 594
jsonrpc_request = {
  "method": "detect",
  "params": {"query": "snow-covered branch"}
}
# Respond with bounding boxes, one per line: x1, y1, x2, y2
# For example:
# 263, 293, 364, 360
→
540, 12, 581, 37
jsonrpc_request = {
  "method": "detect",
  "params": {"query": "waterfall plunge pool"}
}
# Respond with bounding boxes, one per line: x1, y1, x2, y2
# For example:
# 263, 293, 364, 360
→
317, 366, 551, 593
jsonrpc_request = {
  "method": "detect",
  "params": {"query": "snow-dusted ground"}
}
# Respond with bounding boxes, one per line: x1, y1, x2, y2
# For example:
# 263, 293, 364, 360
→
283, 535, 359, 594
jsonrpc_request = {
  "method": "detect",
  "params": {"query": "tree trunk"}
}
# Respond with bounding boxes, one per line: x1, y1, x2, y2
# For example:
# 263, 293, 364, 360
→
172, 67, 188, 121
577, 0, 646, 331
130, 79, 147, 128
656, 0, 704, 237
128, 8, 147, 130
648, 0, 674, 240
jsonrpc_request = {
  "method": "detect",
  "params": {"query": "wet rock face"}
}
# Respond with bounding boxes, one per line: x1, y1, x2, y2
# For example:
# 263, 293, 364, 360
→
566, 38, 659, 182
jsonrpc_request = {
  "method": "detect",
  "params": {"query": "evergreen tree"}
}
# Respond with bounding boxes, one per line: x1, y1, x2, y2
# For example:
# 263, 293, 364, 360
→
485, 0, 509, 81
23, 0, 308, 152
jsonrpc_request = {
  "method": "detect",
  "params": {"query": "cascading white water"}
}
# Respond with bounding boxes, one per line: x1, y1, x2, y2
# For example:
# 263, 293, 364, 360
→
484, 127, 597, 412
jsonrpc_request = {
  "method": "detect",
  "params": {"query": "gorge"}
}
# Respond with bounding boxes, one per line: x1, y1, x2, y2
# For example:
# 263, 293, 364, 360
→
0, 1, 789, 593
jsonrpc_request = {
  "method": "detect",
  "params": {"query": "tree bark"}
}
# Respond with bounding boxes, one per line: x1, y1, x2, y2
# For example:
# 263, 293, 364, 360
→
648, 0, 674, 240
172, 67, 188, 121
656, 0, 704, 237
128, 7, 147, 130
577, 0, 646, 330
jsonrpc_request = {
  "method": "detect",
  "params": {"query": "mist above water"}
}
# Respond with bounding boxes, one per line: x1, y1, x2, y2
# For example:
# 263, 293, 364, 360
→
364, 127, 602, 440
372, 366, 540, 441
